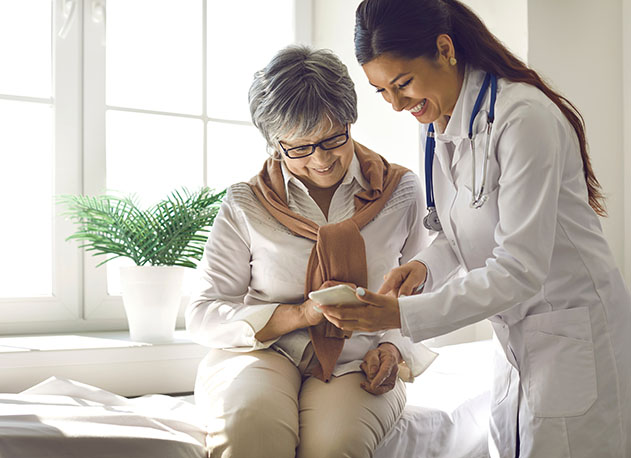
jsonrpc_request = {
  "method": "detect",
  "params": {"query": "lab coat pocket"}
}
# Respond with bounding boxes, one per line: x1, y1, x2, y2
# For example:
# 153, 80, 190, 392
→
522, 307, 597, 418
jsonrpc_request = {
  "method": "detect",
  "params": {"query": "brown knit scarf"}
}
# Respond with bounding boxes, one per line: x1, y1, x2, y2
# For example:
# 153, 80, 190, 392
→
249, 141, 408, 382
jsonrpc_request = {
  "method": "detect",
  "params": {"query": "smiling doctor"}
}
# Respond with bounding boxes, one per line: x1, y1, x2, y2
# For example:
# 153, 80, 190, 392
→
318, 0, 631, 457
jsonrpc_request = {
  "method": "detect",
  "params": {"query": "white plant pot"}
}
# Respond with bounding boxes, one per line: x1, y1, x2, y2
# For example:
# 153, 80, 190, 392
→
119, 265, 187, 343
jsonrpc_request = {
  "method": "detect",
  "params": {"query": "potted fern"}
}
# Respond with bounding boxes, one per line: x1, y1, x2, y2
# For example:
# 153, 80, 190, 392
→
60, 187, 225, 343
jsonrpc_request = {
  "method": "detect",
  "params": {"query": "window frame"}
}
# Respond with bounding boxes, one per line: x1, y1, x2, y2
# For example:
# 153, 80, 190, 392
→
0, 0, 82, 334
0, 0, 313, 334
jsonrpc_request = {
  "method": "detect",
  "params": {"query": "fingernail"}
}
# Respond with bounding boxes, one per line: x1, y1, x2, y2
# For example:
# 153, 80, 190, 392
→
313, 305, 322, 313
356, 287, 365, 296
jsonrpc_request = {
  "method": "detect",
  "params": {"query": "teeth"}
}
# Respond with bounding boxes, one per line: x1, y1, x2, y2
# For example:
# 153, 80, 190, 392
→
410, 99, 427, 113
315, 165, 333, 172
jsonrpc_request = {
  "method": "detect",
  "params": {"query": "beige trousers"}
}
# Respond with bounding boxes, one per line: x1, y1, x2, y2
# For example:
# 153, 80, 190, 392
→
194, 347, 406, 458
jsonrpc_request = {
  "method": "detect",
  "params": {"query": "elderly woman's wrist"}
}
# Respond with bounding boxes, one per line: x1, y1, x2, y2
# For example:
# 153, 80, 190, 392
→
298, 301, 319, 328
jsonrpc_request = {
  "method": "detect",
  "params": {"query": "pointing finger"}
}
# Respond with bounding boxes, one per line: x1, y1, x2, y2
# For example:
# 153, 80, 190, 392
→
377, 271, 402, 295
398, 275, 421, 297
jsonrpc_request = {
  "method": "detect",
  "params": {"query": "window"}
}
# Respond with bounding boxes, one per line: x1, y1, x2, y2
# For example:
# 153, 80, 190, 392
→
0, 0, 311, 333
0, 4, 52, 298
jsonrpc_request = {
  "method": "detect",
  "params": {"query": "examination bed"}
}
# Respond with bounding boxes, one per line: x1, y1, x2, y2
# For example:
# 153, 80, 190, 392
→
0, 339, 493, 458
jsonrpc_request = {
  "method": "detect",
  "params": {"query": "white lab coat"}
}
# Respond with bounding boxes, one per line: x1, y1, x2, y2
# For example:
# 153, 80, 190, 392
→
398, 67, 631, 457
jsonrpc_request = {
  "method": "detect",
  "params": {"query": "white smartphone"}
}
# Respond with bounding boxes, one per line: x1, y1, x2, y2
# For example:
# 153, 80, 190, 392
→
308, 284, 363, 306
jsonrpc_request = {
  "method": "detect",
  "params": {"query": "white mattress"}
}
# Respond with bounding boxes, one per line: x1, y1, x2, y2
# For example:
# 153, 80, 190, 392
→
0, 340, 493, 458
375, 339, 493, 458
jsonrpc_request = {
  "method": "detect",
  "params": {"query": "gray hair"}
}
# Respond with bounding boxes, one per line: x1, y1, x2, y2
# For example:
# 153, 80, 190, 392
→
249, 45, 358, 156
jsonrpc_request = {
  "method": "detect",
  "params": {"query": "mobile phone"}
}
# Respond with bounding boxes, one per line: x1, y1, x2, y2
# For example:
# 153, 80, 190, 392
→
308, 284, 364, 306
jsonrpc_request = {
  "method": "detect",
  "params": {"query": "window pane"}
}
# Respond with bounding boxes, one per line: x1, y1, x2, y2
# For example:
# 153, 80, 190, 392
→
0, 100, 52, 296
207, 0, 294, 121
207, 122, 268, 192
0, 0, 52, 98
106, 111, 204, 204
106, 0, 203, 114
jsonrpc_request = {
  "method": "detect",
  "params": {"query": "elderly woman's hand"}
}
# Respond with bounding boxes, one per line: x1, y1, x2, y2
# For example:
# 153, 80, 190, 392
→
302, 281, 357, 327
360, 343, 401, 395
320, 287, 401, 332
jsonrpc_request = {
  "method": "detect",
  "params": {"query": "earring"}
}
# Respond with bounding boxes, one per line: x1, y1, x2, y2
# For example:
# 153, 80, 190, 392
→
449, 56, 458, 66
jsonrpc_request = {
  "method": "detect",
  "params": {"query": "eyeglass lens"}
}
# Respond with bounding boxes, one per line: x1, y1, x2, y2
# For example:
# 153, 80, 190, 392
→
282, 126, 348, 159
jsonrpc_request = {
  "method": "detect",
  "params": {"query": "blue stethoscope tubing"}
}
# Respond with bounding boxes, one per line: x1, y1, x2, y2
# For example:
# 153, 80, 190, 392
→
423, 72, 498, 232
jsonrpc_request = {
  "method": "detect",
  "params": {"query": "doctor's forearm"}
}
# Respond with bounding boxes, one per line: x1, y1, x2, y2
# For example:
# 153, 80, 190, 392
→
399, 256, 542, 341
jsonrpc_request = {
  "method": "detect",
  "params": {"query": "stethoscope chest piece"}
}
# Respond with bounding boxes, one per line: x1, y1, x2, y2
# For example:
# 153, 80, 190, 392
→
423, 207, 442, 231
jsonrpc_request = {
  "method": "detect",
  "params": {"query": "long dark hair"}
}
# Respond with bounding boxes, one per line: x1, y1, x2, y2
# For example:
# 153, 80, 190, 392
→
355, 0, 606, 216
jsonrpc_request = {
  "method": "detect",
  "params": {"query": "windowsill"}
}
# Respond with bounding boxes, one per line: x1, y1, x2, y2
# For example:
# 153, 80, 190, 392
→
0, 330, 208, 397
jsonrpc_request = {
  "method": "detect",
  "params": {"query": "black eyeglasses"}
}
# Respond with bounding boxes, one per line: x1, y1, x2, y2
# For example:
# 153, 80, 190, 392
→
278, 125, 349, 159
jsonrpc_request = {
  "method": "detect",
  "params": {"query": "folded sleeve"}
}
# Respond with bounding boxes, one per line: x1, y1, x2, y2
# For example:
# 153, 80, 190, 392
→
378, 329, 437, 379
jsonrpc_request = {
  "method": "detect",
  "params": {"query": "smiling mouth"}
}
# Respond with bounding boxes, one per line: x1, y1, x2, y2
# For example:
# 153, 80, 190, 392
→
409, 99, 427, 115
313, 164, 334, 173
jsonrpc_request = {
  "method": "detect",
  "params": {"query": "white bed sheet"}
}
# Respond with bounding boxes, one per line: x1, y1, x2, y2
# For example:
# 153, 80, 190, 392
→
0, 340, 493, 458
375, 339, 493, 458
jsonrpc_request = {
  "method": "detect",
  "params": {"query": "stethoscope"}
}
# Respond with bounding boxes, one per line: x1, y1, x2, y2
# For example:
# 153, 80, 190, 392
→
423, 72, 498, 232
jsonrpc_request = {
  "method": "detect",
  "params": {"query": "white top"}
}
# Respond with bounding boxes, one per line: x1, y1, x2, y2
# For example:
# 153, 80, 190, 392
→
186, 154, 437, 377
400, 66, 625, 343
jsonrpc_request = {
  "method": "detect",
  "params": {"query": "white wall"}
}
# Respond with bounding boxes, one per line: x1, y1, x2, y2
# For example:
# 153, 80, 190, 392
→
464, 0, 528, 61
312, 0, 421, 174
528, 0, 626, 279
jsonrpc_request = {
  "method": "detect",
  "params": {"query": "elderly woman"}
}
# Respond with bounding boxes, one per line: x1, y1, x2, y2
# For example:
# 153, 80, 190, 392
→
186, 45, 436, 458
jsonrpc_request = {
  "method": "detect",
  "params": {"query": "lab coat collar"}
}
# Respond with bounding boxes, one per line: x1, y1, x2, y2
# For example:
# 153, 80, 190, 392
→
434, 66, 489, 168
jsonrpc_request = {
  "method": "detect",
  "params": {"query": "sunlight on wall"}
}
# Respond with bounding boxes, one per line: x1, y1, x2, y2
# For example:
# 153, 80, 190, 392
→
464, 0, 528, 62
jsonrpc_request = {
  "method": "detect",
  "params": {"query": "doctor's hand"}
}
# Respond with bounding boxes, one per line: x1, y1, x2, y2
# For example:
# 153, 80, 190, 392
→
378, 261, 427, 297
360, 343, 401, 395
320, 287, 401, 332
